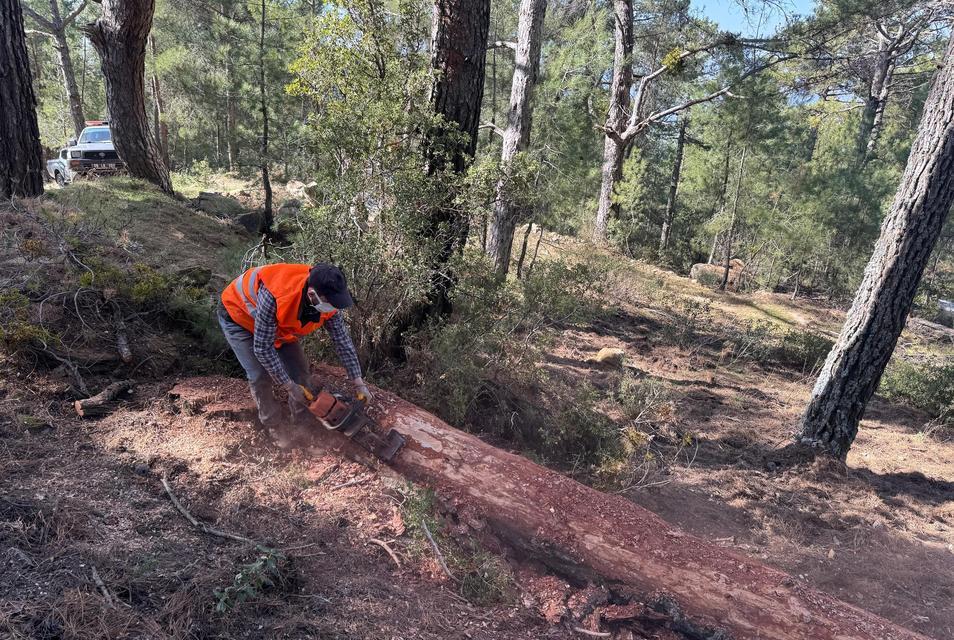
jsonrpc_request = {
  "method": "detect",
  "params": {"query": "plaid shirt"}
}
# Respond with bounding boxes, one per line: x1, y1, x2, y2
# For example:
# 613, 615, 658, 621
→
252, 284, 362, 385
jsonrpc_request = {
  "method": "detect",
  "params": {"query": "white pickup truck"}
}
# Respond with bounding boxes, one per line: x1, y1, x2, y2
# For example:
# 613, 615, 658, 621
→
46, 121, 125, 186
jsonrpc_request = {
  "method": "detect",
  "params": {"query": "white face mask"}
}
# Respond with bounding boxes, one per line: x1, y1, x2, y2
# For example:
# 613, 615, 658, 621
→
307, 288, 337, 314
312, 301, 336, 314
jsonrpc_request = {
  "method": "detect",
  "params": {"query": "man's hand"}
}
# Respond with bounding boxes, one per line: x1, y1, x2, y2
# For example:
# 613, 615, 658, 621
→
284, 381, 310, 407
353, 378, 373, 404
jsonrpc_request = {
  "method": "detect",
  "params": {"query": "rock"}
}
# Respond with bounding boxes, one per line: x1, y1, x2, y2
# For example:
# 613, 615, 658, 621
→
236, 211, 262, 233
590, 347, 626, 367
190, 191, 246, 219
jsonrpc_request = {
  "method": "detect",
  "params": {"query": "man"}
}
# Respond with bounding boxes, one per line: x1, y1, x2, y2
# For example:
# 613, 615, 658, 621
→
218, 262, 371, 444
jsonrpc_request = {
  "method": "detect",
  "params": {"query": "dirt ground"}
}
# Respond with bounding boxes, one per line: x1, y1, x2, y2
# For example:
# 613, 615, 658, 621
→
541, 280, 954, 640
0, 374, 578, 639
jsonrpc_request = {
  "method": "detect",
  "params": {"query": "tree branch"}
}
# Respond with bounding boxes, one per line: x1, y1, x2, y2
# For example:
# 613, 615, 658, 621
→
21, 5, 56, 32
25, 28, 55, 37
63, 0, 90, 27
620, 54, 795, 142
479, 122, 504, 138
488, 40, 517, 51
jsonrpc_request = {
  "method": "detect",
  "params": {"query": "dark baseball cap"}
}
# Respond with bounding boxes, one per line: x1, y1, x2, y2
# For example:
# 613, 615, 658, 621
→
307, 263, 354, 309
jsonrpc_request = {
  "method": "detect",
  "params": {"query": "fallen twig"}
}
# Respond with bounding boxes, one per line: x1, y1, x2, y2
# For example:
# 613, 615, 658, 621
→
90, 566, 115, 608
74, 379, 134, 417
420, 519, 455, 581
107, 298, 133, 363
312, 462, 340, 486
329, 474, 371, 491
161, 475, 258, 545
368, 538, 402, 569
573, 627, 610, 638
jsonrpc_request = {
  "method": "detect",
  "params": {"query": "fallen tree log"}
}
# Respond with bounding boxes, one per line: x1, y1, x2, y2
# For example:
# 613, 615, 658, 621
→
74, 379, 134, 417
170, 370, 928, 640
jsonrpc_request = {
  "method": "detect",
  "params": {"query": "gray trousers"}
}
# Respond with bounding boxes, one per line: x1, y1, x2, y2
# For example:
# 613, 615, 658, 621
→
217, 307, 310, 427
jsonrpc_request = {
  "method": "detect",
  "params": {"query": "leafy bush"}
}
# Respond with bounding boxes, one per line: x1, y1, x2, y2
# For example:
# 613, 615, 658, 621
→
214, 547, 289, 613
879, 359, 954, 418
775, 328, 833, 371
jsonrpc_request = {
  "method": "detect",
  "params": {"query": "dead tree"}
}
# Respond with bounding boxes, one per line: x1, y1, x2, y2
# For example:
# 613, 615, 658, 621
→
21, 0, 89, 139
172, 369, 931, 640
799, 33, 954, 457
1, 0, 45, 198
82, 0, 173, 194
486, 0, 548, 278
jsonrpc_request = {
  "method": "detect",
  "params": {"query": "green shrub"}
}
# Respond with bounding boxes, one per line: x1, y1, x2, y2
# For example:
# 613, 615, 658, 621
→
879, 359, 954, 418
776, 328, 833, 371
214, 547, 288, 613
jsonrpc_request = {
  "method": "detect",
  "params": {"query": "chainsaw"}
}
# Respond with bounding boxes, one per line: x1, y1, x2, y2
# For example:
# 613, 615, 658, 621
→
300, 386, 406, 462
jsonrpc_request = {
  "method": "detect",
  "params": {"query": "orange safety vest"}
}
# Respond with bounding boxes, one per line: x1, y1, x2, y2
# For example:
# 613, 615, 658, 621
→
221, 263, 337, 348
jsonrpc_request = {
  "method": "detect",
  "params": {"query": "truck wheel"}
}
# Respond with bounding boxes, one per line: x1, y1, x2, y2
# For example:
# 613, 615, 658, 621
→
55, 171, 66, 187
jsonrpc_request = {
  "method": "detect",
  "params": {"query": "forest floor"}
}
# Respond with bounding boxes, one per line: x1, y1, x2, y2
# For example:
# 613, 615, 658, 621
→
1, 178, 952, 639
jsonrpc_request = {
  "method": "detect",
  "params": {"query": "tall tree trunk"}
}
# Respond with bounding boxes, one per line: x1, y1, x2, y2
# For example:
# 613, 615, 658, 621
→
21, 1, 89, 139
593, 0, 634, 242
381, 0, 491, 364
258, 0, 273, 234
486, 0, 547, 278
799, 34, 954, 458
1, 0, 44, 198
720, 144, 747, 291
659, 115, 687, 254
225, 52, 239, 172
49, 1, 85, 138
421, 0, 490, 300
83, 0, 173, 194
149, 35, 170, 169
857, 48, 893, 164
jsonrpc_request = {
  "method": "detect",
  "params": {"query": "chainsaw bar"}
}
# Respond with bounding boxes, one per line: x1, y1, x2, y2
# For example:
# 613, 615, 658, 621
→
307, 390, 406, 462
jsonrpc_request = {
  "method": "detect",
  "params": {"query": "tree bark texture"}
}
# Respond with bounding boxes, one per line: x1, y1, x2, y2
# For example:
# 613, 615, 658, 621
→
659, 115, 687, 253
149, 35, 170, 169
171, 370, 931, 640
593, 0, 633, 241
426, 0, 491, 177
486, 0, 547, 278
390, 0, 490, 336
83, 0, 173, 194
0, 0, 45, 198
799, 34, 954, 458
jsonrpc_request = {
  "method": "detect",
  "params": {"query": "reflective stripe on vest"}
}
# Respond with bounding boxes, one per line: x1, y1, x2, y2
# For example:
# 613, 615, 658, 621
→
234, 266, 262, 317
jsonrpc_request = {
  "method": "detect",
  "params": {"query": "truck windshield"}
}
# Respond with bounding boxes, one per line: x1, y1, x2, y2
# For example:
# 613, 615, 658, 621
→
79, 128, 112, 144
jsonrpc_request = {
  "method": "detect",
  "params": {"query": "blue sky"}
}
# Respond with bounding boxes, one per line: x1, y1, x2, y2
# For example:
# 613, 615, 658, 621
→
693, 0, 817, 36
